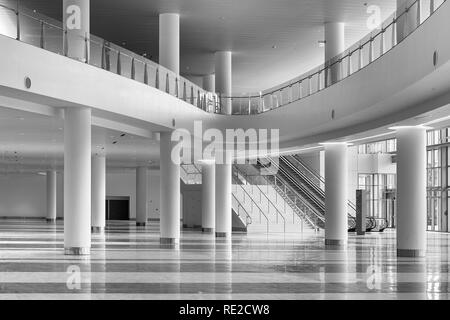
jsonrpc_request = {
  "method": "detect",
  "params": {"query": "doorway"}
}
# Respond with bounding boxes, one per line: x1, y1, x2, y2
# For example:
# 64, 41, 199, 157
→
105, 196, 130, 221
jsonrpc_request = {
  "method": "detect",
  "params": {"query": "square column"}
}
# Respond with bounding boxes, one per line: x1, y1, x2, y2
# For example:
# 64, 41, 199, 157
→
136, 167, 148, 227
91, 155, 106, 233
160, 131, 181, 244
46, 170, 57, 223
64, 107, 91, 255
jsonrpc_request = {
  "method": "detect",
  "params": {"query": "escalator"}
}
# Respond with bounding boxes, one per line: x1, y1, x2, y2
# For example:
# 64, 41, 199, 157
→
255, 155, 387, 232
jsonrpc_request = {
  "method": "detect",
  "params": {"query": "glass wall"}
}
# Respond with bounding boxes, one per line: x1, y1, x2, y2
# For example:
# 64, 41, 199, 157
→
358, 174, 396, 228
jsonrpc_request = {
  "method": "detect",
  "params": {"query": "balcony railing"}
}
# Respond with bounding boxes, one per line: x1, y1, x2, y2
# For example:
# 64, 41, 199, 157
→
0, 2, 218, 112
0, 0, 446, 115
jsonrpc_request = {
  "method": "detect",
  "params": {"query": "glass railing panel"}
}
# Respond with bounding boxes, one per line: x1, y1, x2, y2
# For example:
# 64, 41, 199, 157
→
18, 12, 41, 47
43, 23, 64, 55
0, 5, 17, 39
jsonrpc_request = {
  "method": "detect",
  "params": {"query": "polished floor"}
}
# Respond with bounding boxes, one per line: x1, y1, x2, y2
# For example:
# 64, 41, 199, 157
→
0, 219, 449, 300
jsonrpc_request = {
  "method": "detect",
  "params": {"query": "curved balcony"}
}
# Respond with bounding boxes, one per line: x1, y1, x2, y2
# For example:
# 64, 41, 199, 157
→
1, 0, 446, 118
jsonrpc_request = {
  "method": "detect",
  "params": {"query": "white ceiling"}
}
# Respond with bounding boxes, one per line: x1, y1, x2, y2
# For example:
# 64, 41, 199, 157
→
13, 0, 397, 94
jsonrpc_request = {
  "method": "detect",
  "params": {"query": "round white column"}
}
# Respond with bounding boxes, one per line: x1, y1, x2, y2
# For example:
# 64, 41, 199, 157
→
215, 51, 232, 115
215, 151, 232, 238
160, 132, 181, 244
202, 161, 216, 233
136, 167, 148, 227
63, 0, 90, 62
159, 13, 180, 74
64, 107, 91, 255
91, 155, 106, 233
46, 170, 57, 223
396, 0, 419, 43
203, 74, 216, 93
324, 143, 348, 246
395, 126, 427, 257
324, 22, 345, 85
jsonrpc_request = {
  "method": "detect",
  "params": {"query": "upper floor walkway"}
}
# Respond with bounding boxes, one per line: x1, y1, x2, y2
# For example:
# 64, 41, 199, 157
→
1, 0, 450, 150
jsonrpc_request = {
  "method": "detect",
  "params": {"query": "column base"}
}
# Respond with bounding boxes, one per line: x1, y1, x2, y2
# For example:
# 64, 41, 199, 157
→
325, 239, 347, 246
64, 247, 90, 256
160, 237, 179, 245
46, 218, 56, 223
202, 228, 215, 234
91, 226, 105, 234
215, 232, 231, 238
397, 249, 425, 258
136, 222, 147, 227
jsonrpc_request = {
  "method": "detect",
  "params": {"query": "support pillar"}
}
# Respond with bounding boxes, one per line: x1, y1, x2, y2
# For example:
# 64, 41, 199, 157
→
160, 132, 181, 244
324, 22, 345, 86
46, 171, 57, 223
324, 143, 348, 246
159, 13, 180, 74
64, 107, 91, 255
203, 74, 216, 93
215, 151, 232, 238
91, 155, 106, 233
202, 161, 216, 233
215, 51, 232, 115
395, 126, 427, 257
136, 167, 148, 227
63, 0, 90, 62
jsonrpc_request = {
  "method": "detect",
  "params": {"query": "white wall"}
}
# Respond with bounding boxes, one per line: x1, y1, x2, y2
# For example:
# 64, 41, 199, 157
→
0, 173, 47, 218
0, 169, 160, 220
106, 170, 160, 220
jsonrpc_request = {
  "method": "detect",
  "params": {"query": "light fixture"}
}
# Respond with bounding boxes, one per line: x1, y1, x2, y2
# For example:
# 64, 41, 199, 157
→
272, 45, 277, 49
318, 40, 326, 48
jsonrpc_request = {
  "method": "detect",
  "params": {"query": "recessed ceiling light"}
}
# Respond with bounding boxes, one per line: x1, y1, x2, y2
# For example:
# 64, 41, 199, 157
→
272, 45, 277, 49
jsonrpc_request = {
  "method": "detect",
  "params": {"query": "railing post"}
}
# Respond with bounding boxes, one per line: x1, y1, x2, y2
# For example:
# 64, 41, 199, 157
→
417, 0, 421, 25
369, 37, 373, 63
84, 32, 89, 64
144, 63, 149, 85
392, 17, 397, 47
117, 51, 122, 75
131, 57, 135, 80
183, 82, 187, 101
155, 68, 159, 89
358, 44, 364, 70
299, 81, 303, 99
16, 9, 20, 41
380, 29, 386, 55
175, 78, 179, 98
166, 73, 170, 94
64, 30, 69, 57
40, 21, 45, 49
308, 76, 313, 95
317, 71, 321, 91
430, 0, 435, 13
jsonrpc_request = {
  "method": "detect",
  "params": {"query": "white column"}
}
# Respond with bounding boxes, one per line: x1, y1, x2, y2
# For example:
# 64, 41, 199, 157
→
324, 22, 345, 85
202, 161, 216, 233
64, 107, 91, 255
215, 51, 232, 115
396, 0, 419, 42
91, 155, 106, 233
159, 13, 180, 74
136, 167, 148, 226
160, 132, 181, 244
395, 126, 427, 257
63, 0, 90, 62
46, 170, 57, 223
324, 143, 348, 246
203, 74, 216, 93
215, 151, 232, 238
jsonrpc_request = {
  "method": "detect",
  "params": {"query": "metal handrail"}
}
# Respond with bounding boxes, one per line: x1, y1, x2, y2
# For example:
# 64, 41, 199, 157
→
233, 167, 287, 232
286, 155, 358, 215
232, 193, 253, 227
257, 158, 324, 229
